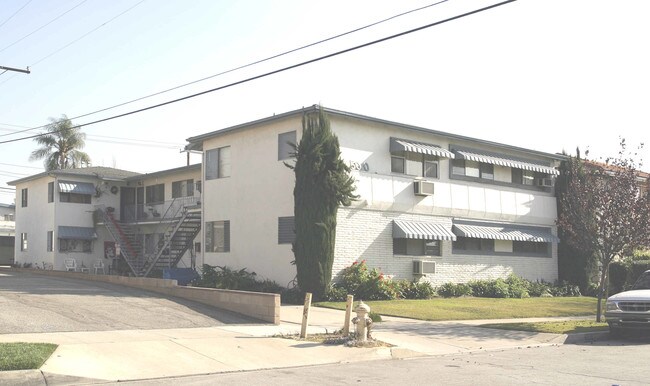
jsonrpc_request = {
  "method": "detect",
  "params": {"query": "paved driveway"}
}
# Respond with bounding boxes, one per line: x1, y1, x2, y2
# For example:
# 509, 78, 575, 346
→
0, 271, 253, 334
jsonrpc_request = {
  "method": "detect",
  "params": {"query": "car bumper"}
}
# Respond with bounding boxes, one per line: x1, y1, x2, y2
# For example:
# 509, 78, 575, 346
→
605, 312, 650, 329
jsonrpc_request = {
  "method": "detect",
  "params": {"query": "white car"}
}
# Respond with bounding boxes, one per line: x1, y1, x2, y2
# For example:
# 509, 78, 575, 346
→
605, 270, 650, 334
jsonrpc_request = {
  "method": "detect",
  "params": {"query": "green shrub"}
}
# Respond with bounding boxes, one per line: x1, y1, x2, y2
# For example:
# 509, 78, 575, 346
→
337, 260, 399, 300
323, 284, 348, 302
468, 280, 491, 297
489, 279, 511, 298
528, 281, 552, 297
281, 286, 304, 304
505, 274, 530, 298
369, 311, 382, 323
395, 280, 435, 299
550, 281, 581, 297
437, 282, 472, 298
629, 261, 650, 285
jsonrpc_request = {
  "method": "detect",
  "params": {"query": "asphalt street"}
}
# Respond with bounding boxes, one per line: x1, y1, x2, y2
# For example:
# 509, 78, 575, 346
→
115, 337, 650, 386
0, 271, 252, 333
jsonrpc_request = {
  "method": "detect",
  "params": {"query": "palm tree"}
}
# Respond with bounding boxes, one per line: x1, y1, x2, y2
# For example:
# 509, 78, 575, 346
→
30, 115, 91, 170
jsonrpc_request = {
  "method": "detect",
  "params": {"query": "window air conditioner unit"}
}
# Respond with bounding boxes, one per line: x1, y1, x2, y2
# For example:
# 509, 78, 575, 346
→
413, 260, 436, 275
537, 177, 554, 187
414, 180, 435, 196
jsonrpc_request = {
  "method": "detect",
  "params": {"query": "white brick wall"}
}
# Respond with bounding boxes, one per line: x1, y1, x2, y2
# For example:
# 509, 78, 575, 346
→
333, 207, 558, 286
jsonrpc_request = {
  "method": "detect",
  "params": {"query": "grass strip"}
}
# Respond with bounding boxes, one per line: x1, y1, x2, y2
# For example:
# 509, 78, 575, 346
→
479, 320, 608, 334
315, 297, 598, 321
0, 343, 58, 371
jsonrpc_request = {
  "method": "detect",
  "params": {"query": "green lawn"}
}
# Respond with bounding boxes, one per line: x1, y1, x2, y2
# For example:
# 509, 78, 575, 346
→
0, 343, 58, 371
480, 320, 609, 334
315, 297, 599, 321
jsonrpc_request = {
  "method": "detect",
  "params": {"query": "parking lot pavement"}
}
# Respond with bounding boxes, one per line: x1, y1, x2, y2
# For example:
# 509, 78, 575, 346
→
0, 271, 253, 334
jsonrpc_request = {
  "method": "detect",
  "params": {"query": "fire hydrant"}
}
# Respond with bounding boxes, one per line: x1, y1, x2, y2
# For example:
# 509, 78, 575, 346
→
351, 301, 373, 342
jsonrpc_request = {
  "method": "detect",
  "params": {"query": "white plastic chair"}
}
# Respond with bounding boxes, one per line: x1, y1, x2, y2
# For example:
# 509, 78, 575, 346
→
64, 259, 77, 272
93, 260, 105, 274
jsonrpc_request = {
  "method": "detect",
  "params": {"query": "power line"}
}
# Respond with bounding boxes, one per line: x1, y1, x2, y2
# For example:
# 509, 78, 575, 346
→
0, 162, 42, 170
0, 0, 33, 30
0, 0, 447, 135
0, 0, 516, 146
0, 0, 89, 54
0, 124, 182, 147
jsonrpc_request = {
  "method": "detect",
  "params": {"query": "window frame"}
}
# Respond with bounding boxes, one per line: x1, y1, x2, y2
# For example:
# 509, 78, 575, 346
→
278, 131, 296, 161
145, 184, 165, 204
393, 238, 442, 256
278, 216, 296, 244
172, 179, 194, 198
47, 231, 53, 252
205, 220, 230, 252
60, 192, 92, 204
48, 182, 54, 203
21, 188, 28, 207
206, 146, 231, 180
20, 233, 27, 251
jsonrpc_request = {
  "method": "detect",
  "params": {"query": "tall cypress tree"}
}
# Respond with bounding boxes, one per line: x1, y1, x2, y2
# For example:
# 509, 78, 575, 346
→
288, 107, 357, 300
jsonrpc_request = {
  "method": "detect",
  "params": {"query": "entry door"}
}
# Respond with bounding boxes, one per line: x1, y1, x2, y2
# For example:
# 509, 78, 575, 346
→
120, 187, 135, 222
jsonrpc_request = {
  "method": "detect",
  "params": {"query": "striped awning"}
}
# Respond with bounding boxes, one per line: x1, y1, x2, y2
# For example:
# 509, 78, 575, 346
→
452, 221, 559, 243
393, 220, 457, 241
390, 138, 455, 159
453, 150, 559, 175
58, 226, 97, 240
58, 181, 95, 195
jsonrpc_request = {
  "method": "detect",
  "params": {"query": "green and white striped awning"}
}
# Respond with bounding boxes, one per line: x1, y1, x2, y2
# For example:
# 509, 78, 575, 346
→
58, 226, 97, 240
390, 138, 455, 159
452, 221, 559, 243
393, 220, 456, 241
58, 180, 96, 195
453, 150, 559, 175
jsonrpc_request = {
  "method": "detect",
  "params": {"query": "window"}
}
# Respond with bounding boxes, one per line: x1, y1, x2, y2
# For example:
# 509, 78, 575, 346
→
465, 160, 480, 178
424, 161, 438, 178
278, 216, 295, 244
393, 239, 441, 256
194, 242, 201, 253
20, 233, 27, 251
47, 231, 53, 252
59, 239, 92, 253
205, 220, 230, 252
48, 182, 54, 203
452, 159, 465, 176
172, 179, 194, 198
522, 170, 535, 185
60, 192, 91, 204
480, 163, 494, 180
453, 237, 494, 252
512, 168, 523, 184
195, 181, 202, 193
513, 241, 549, 255
278, 131, 296, 160
145, 184, 165, 204
392, 153, 438, 178
391, 156, 405, 174
206, 146, 231, 180
21, 188, 28, 207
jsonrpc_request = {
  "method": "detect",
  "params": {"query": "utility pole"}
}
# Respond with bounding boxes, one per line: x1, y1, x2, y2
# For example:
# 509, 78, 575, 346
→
0, 65, 30, 74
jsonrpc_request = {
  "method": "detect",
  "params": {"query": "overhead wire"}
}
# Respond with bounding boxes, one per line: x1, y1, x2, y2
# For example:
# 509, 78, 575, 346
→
0, 0, 517, 146
0, 0, 89, 54
0, 0, 448, 134
0, 0, 34, 30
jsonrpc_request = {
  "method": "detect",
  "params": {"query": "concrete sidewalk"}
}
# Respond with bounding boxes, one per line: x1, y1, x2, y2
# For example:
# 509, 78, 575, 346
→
0, 306, 603, 385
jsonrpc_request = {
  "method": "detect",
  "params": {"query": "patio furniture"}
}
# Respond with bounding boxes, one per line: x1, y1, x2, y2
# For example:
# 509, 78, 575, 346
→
93, 260, 106, 274
64, 258, 77, 272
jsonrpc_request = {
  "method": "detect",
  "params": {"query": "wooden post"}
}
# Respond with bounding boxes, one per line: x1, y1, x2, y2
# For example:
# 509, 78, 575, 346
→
300, 292, 312, 339
343, 295, 354, 337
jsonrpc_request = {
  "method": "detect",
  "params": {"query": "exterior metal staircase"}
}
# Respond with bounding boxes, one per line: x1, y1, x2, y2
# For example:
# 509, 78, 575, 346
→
96, 197, 201, 277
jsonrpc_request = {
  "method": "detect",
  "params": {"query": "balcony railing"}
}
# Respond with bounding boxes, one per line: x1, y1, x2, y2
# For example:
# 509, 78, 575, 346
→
121, 196, 200, 223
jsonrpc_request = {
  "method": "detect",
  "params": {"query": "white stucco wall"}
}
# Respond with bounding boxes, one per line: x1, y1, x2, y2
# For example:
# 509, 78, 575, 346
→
201, 116, 300, 285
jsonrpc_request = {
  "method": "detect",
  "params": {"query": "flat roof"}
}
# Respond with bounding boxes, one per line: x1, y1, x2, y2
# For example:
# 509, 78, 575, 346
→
186, 105, 568, 161
125, 163, 201, 181
8, 166, 141, 186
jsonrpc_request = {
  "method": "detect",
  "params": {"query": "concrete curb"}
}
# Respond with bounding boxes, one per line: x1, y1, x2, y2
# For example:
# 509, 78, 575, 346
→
559, 331, 610, 344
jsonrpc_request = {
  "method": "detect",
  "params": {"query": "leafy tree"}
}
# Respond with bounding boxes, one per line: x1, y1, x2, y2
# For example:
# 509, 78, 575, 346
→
558, 140, 650, 321
555, 148, 596, 290
288, 108, 357, 300
29, 115, 91, 170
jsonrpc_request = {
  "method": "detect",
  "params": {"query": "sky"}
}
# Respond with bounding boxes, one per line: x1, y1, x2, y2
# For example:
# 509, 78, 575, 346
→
0, 0, 649, 205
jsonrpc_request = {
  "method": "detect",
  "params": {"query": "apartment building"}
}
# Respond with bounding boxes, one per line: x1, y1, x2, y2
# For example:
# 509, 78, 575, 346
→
186, 106, 564, 286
